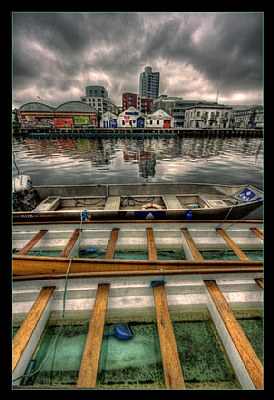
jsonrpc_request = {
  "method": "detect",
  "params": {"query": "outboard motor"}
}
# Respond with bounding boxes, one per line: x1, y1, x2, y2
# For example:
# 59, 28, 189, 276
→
12, 175, 35, 210
12, 175, 32, 196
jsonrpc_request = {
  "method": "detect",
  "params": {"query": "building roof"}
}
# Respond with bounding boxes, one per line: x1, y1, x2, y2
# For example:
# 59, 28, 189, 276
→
55, 101, 98, 113
19, 102, 55, 112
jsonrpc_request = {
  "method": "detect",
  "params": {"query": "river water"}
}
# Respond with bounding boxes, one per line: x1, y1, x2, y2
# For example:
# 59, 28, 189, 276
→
12, 135, 263, 218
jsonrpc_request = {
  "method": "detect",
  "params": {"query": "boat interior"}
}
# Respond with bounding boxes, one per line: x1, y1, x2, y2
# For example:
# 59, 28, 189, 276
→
13, 183, 263, 212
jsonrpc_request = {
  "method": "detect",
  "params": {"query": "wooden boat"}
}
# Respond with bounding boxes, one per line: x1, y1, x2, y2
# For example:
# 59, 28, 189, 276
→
12, 178, 263, 222
12, 219, 263, 389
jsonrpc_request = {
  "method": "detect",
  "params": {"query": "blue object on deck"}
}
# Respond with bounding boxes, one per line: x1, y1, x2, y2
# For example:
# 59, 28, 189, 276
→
81, 208, 88, 221
103, 323, 133, 340
186, 210, 193, 220
85, 247, 98, 253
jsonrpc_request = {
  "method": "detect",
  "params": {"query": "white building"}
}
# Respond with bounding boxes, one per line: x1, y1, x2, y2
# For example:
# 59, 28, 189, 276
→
184, 103, 233, 128
146, 109, 174, 129
231, 106, 263, 128
81, 85, 119, 116
117, 107, 144, 128
100, 111, 118, 128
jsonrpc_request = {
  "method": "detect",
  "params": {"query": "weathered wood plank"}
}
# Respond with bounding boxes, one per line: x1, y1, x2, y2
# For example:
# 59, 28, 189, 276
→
162, 194, 183, 209
12, 265, 263, 281
205, 280, 263, 389
255, 278, 264, 289
250, 227, 264, 240
17, 230, 48, 255
12, 256, 263, 276
180, 228, 203, 261
76, 283, 110, 388
147, 227, 185, 389
146, 227, 158, 260
59, 229, 81, 257
104, 196, 120, 210
152, 285, 185, 389
105, 228, 119, 259
216, 228, 249, 260
12, 286, 55, 371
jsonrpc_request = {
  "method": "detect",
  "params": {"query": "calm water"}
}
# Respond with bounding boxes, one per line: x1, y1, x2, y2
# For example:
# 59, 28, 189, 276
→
12, 135, 263, 218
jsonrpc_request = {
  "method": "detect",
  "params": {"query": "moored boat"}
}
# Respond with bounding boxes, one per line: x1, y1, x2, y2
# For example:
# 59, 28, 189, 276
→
12, 219, 263, 389
12, 176, 263, 222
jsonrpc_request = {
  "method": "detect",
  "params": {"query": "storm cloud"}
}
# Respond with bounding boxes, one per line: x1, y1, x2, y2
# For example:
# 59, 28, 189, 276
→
12, 12, 263, 108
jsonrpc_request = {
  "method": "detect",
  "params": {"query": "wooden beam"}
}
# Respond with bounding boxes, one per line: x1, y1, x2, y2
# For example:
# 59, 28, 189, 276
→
105, 228, 119, 259
12, 286, 55, 371
59, 229, 81, 257
250, 227, 264, 240
152, 285, 185, 389
216, 228, 249, 260
147, 228, 185, 389
17, 230, 48, 255
13, 265, 263, 281
146, 227, 158, 260
12, 256, 263, 276
180, 228, 203, 261
76, 283, 110, 388
205, 280, 263, 389
13, 219, 263, 226
255, 278, 264, 289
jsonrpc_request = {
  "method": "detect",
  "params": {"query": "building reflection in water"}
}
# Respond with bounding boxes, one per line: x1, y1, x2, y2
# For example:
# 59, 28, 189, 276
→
13, 136, 263, 181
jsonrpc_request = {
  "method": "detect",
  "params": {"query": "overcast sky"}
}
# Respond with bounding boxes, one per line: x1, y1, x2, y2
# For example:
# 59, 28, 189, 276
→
12, 12, 263, 109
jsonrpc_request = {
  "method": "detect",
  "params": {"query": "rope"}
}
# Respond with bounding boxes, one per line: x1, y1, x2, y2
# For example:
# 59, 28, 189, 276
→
13, 152, 20, 175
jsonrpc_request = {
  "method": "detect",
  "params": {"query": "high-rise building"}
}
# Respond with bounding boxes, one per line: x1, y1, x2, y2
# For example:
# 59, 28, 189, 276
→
139, 66, 160, 100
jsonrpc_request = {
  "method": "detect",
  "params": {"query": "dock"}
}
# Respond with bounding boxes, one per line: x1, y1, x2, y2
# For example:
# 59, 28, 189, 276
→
14, 127, 263, 139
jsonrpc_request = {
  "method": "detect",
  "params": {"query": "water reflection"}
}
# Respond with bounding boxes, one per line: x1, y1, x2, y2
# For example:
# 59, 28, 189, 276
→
12, 136, 263, 187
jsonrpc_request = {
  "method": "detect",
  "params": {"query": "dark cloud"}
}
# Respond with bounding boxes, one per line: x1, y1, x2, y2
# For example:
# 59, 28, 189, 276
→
12, 12, 263, 107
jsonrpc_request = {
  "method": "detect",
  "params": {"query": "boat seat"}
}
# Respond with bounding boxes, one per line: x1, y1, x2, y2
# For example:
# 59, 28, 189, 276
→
104, 196, 120, 210
33, 196, 61, 211
162, 194, 183, 209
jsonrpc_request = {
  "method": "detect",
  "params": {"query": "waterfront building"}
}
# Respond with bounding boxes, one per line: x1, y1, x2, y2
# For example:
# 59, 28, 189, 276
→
100, 111, 118, 128
184, 103, 233, 128
231, 105, 263, 129
153, 95, 218, 128
139, 66, 160, 100
122, 92, 154, 114
146, 109, 174, 129
18, 101, 98, 129
117, 106, 144, 128
81, 85, 119, 116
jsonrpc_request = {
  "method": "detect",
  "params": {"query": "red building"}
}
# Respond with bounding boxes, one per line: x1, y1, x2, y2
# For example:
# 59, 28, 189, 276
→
122, 93, 138, 111
122, 92, 153, 114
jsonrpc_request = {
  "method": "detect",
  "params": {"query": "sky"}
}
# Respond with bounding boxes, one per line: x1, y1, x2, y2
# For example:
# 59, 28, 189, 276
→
12, 11, 263, 109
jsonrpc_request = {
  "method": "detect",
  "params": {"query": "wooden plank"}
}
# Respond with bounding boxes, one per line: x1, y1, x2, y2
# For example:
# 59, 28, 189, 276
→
12, 256, 263, 276
152, 285, 185, 389
105, 228, 119, 259
17, 230, 48, 255
250, 227, 264, 240
216, 228, 249, 260
104, 196, 120, 210
180, 228, 203, 261
59, 229, 81, 257
162, 194, 183, 209
205, 280, 263, 389
146, 227, 158, 260
13, 219, 263, 226
12, 286, 55, 371
76, 283, 110, 388
147, 227, 185, 389
13, 265, 263, 281
255, 278, 264, 289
